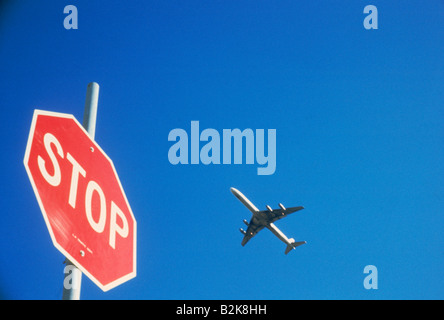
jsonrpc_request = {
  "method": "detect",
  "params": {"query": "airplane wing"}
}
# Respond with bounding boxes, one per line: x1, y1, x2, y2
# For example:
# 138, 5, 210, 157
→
241, 222, 265, 246
259, 206, 304, 224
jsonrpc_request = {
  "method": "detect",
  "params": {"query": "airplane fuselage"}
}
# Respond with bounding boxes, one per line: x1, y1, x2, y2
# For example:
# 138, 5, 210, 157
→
250, 213, 293, 247
266, 223, 293, 245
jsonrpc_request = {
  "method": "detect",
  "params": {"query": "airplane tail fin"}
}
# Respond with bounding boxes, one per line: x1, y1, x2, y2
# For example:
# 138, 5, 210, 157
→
285, 238, 306, 255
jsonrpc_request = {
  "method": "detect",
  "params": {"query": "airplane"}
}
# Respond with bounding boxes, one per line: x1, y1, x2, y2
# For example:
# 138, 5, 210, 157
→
231, 187, 306, 254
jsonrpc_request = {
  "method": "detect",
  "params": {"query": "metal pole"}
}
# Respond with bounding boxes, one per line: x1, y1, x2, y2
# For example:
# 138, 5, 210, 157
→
82, 82, 99, 140
62, 82, 100, 300
62, 259, 82, 300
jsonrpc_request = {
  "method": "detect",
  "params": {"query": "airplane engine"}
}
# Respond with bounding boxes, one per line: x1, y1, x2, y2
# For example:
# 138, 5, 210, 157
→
239, 228, 247, 235
266, 205, 273, 212
279, 203, 286, 210
243, 219, 249, 226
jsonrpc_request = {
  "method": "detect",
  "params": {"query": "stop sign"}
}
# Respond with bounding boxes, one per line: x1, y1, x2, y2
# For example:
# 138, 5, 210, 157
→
24, 109, 136, 291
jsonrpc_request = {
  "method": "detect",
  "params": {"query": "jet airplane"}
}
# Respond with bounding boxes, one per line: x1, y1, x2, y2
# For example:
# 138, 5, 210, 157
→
231, 187, 306, 254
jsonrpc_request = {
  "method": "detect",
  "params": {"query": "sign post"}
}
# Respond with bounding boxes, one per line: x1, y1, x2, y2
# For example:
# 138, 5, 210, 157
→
24, 82, 137, 298
61, 82, 99, 300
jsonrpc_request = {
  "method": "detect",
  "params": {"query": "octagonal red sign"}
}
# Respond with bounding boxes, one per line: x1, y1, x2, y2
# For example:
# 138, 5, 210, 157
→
24, 110, 136, 291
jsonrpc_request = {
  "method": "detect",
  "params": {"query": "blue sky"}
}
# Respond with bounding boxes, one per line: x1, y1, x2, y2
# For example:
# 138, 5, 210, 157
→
0, 1, 443, 299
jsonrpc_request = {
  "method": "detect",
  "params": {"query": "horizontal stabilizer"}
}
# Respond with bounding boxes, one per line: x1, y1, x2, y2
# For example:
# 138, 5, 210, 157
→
285, 239, 306, 255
